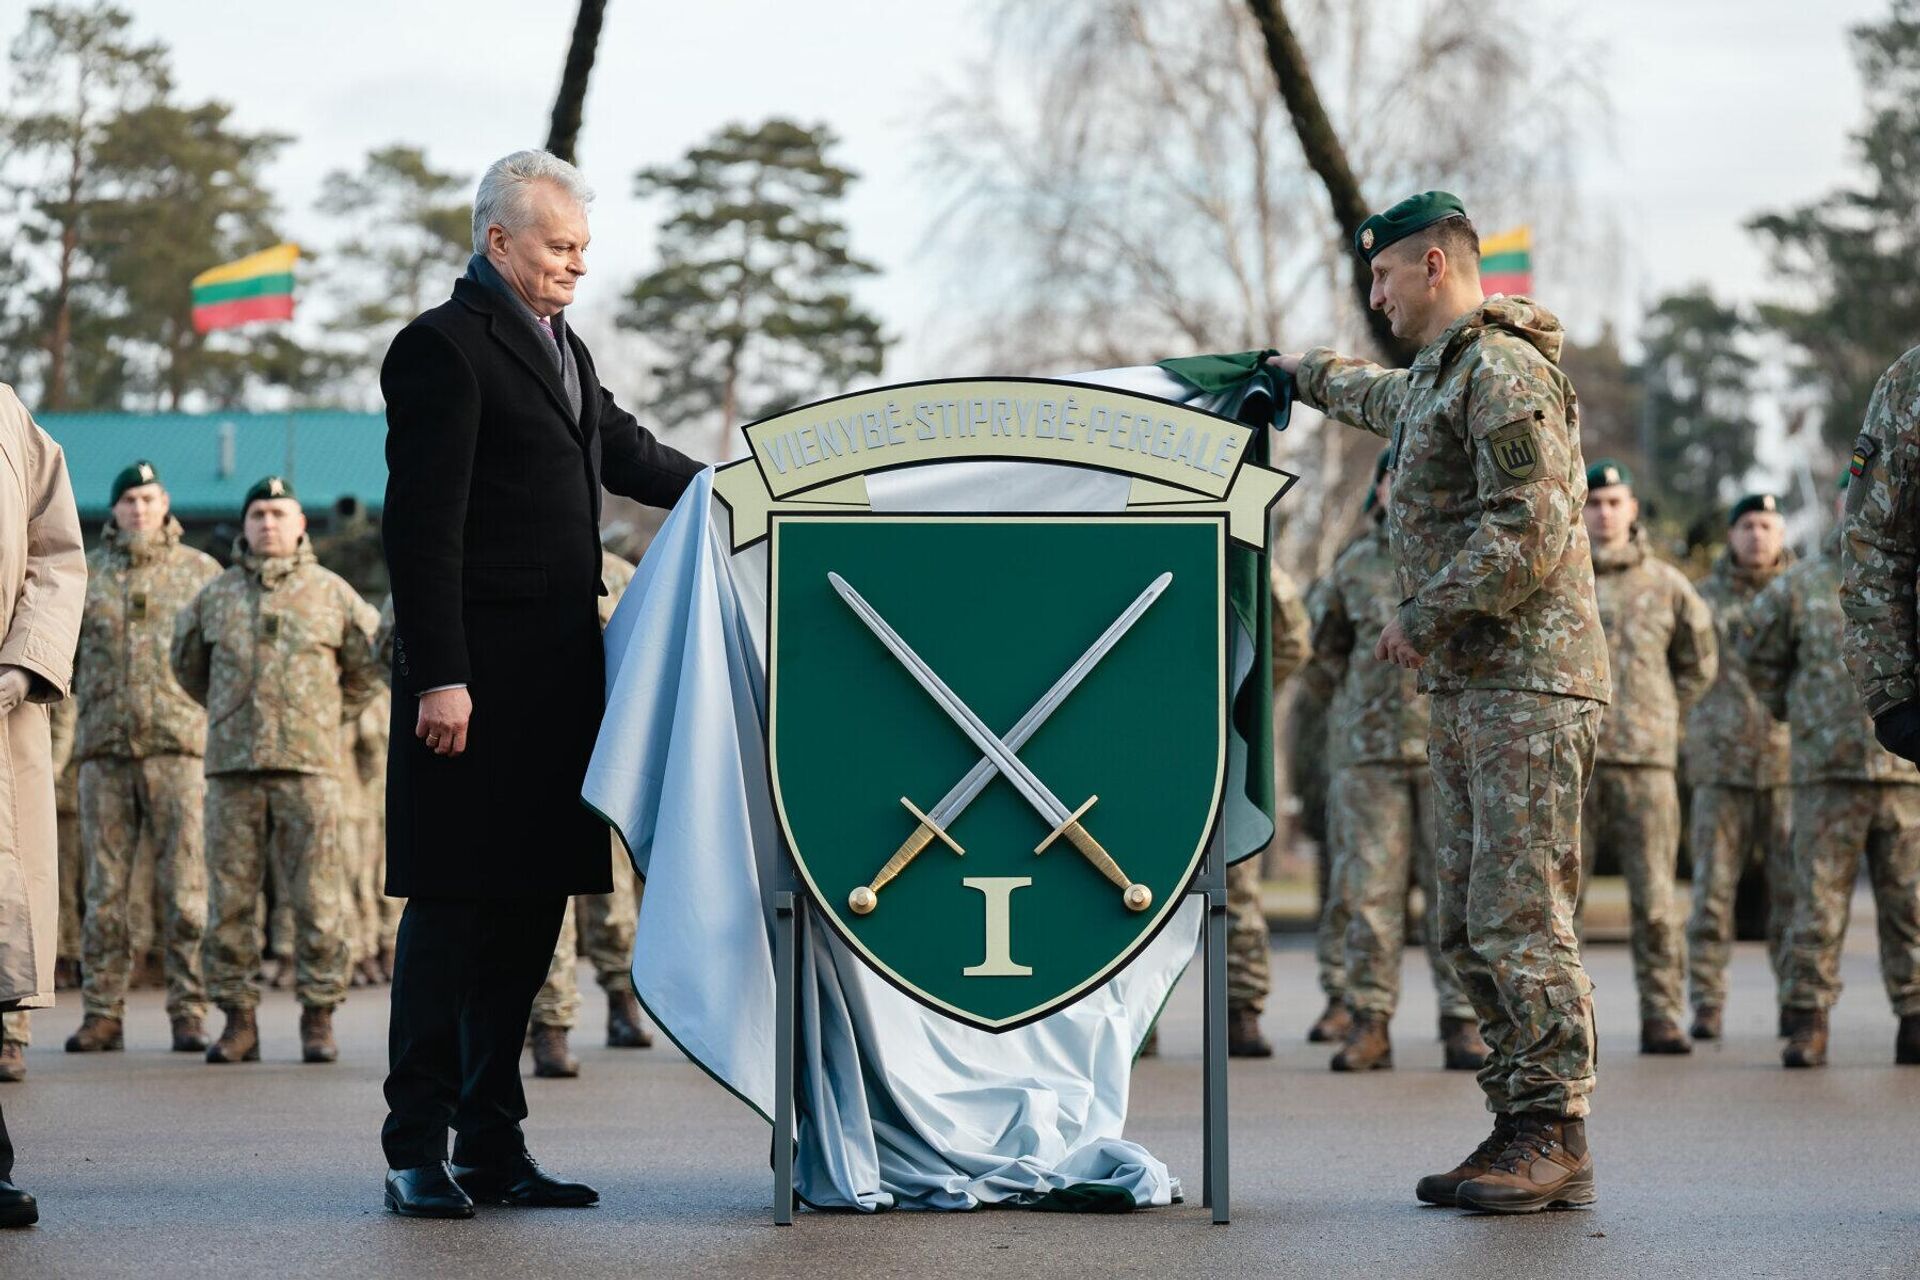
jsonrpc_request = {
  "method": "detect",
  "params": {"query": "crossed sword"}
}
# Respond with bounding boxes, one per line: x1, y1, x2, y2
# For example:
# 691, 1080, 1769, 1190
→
831, 570, 1170, 916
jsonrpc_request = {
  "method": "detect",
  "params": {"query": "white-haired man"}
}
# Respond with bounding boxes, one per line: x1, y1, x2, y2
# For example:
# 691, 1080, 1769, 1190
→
377, 150, 701, 1218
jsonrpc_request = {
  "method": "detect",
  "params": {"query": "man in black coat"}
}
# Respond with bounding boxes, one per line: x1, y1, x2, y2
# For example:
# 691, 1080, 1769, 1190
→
378, 149, 701, 1218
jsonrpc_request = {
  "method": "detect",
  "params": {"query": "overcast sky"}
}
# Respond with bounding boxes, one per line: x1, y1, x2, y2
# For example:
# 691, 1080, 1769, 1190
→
11, 0, 1893, 381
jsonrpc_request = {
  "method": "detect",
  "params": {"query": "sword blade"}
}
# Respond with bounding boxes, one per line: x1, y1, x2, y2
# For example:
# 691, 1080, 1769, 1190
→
927, 571, 1170, 829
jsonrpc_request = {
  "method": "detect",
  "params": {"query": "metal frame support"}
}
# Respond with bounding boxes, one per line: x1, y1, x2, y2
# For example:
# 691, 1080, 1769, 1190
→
1198, 828, 1231, 1224
773, 889, 798, 1225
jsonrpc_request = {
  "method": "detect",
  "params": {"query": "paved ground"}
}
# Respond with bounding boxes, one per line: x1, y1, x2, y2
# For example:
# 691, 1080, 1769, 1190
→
2, 900, 1916, 1279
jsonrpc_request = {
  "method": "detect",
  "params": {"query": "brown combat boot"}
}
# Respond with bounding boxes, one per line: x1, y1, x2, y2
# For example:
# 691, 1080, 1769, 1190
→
1455, 1113, 1596, 1214
1782, 1007, 1828, 1068
170, 1014, 209, 1053
1440, 1015, 1490, 1071
1415, 1114, 1519, 1207
531, 1024, 579, 1078
0, 1040, 24, 1083
1227, 1007, 1272, 1058
300, 1006, 339, 1064
206, 1006, 260, 1063
1640, 1017, 1692, 1055
1330, 1011, 1392, 1072
64, 1013, 124, 1053
606, 990, 653, 1048
1898, 1015, 1920, 1065
1306, 996, 1351, 1044
1690, 1005, 1723, 1042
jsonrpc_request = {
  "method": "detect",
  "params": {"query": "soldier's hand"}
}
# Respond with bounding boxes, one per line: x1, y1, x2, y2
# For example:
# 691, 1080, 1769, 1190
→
0, 666, 29, 716
417, 686, 472, 758
1374, 617, 1424, 671
1874, 701, 1920, 764
1266, 353, 1304, 376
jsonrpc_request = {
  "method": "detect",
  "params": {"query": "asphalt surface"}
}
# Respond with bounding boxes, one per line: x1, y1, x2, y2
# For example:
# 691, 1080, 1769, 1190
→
2, 898, 1916, 1279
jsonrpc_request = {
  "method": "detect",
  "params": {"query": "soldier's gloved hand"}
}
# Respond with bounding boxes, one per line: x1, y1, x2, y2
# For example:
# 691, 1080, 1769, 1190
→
0, 666, 29, 717
1873, 700, 1920, 764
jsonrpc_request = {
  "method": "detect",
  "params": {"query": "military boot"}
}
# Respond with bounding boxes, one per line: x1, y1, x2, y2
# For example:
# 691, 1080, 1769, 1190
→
1415, 1114, 1519, 1207
206, 1006, 260, 1064
606, 990, 653, 1048
1306, 997, 1351, 1044
170, 1014, 210, 1054
531, 1024, 579, 1078
300, 1006, 339, 1064
1440, 1015, 1490, 1071
1639, 1017, 1692, 1055
1690, 1005, 1723, 1042
1330, 1011, 1392, 1072
1228, 1007, 1272, 1058
1455, 1113, 1596, 1214
0, 1040, 24, 1083
64, 1014, 124, 1053
1781, 1007, 1828, 1069
1898, 1015, 1920, 1065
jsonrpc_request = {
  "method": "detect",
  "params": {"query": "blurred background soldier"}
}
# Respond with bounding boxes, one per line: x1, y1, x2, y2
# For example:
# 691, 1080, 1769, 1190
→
1748, 481, 1920, 1069
1308, 453, 1486, 1072
66, 462, 221, 1056
171, 477, 382, 1066
340, 688, 393, 988
1580, 460, 1717, 1055
1685, 493, 1794, 1041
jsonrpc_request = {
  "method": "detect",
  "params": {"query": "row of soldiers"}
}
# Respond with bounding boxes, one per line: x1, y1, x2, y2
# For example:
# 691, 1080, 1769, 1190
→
0, 463, 651, 1080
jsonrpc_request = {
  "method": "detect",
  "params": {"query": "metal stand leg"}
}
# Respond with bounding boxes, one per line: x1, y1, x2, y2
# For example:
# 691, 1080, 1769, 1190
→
773, 890, 797, 1225
1200, 835, 1230, 1224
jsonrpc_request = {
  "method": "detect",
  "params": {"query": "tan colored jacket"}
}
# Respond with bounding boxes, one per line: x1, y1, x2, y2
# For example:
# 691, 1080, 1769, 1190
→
0, 385, 87, 1011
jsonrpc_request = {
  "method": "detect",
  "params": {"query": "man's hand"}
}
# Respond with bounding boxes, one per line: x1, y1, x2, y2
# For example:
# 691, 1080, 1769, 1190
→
1267, 353, 1304, 376
1374, 616, 1425, 671
1874, 700, 1920, 764
417, 687, 472, 758
0, 666, 29, 717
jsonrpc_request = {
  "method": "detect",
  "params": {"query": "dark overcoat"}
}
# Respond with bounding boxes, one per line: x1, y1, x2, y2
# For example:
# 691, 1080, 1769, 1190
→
379, 278, 700, 897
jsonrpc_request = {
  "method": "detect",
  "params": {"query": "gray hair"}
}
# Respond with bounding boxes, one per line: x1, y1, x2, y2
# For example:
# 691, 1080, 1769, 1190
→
471, 150, 595, 253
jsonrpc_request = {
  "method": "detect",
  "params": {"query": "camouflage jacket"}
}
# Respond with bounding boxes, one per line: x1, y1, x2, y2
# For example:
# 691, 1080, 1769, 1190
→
170, 537, 383, 777
1270, 564, 1309, 687
1590, 531, 1717, 767
336, 689, 392, 817
1306, 519, 1429, 768
1296, 297, 1610, 704
1685, 550, 1793, 788
1745, 540, 1919, 784
1840, 345, 1920, 717
72, 518, 221, 762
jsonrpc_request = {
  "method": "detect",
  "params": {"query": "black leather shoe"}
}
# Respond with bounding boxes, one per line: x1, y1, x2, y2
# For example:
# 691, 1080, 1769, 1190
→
0, 1179, 39, 1228
384, 1162, 475, 1219
452, 1152, 598, 1207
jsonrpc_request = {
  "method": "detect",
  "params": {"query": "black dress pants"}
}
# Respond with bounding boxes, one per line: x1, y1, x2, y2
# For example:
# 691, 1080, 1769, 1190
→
380, 895, 568, 1170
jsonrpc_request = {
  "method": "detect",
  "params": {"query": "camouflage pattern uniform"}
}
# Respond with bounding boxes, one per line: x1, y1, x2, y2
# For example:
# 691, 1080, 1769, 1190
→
1308, 518, 1473, 1021
1222, 563, 1309, 1017
371, 597, 403, 946
336, 691, 391, 970
1685, 549, 1795, 1012
1746, 536, 1920, 1019
1840, 345, 1920, 722
72, 517, 222, 1024
170, 537, 382, 1012
1582, 531, 1717, 1025
1297, 296, 1611, 1118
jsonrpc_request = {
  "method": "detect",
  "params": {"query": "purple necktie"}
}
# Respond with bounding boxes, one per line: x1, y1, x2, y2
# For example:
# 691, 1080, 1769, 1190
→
536, 315, 560, 350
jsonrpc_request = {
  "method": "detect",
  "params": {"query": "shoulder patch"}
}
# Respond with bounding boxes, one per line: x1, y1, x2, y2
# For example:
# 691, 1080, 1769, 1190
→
1851, 432, 1878, 478
1486, 417, 1540, 480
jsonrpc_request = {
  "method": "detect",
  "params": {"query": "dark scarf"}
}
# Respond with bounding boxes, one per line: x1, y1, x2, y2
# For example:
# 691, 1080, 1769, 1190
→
464, 253, 581, 421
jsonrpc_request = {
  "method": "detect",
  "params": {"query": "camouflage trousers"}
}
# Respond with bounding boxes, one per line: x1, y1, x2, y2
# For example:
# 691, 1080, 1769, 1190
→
532, 840, 640, 1029
1328, 762, 1473, 1020
204, 772, 349, 1011
1579, 765, 1687, 1024
1, 1010, 25, 1046
1431, 690, 1600, 1119
338, 805, 393, 964
1686, 784, 1792, 1011
57, 805, 81, 962
1311, 848, 1348, 1005
1226, 857, 1271, 1014
78, 756, 209, 1021
1781, 782, 1920, 1017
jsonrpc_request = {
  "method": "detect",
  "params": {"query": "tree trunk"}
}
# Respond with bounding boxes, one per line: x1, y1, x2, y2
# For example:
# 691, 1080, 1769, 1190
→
544, 0, 608, 164
1243, 0, 1414, 366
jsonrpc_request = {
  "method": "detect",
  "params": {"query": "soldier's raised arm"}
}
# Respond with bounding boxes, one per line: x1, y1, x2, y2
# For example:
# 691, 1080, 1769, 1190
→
1669, 574, 1719, 712
169, 584, 213, 707
1840, 348, 1920, 760
1739, 573, 1796, 723
1293, 350, 1412, 441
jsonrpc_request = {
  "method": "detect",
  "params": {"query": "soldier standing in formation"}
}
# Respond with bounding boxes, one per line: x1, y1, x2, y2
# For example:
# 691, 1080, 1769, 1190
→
1276, 190, 1609, 1214
340, 690, 393, 986
1308, 452, 1487, 1073
171, 478, 382, 1066
1685, 493, 1794, 1040
1579, 461, 1718, 1055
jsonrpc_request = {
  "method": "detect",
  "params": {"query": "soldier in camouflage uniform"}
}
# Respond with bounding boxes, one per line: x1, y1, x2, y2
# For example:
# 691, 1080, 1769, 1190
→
1752, 484, 1920, 1068
66, 463, 222, 1056
1685, 493, 1794, 1041
1579, 462, 1717, 1054
1308, 456, 1486, 1072
339, 690, 392, 987
1277, 191, 1609, 1213
528, 551, 653, 1077
0, 1011, 23, 1083
171, 477, 382, 1066
1300, 573, 1352, 1049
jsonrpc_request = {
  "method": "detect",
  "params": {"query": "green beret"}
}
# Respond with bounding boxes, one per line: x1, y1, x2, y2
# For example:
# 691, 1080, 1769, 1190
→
1356, 191, 1467, 262
1586, 459, 1632, 491
1364, 448, 1392, 513
110, 460, 160, 505
243, 475, 297, 513
1728, 493, 1780, 525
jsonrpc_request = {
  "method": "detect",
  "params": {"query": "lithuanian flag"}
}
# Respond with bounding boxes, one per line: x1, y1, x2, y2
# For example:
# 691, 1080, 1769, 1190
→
191, 244, 298, 334
1480, 226, 1532, 297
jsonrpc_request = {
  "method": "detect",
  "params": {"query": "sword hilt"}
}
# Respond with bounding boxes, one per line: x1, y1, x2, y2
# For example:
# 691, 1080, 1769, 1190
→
1035, 796, 1152, 911
849, 797, 962, 915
